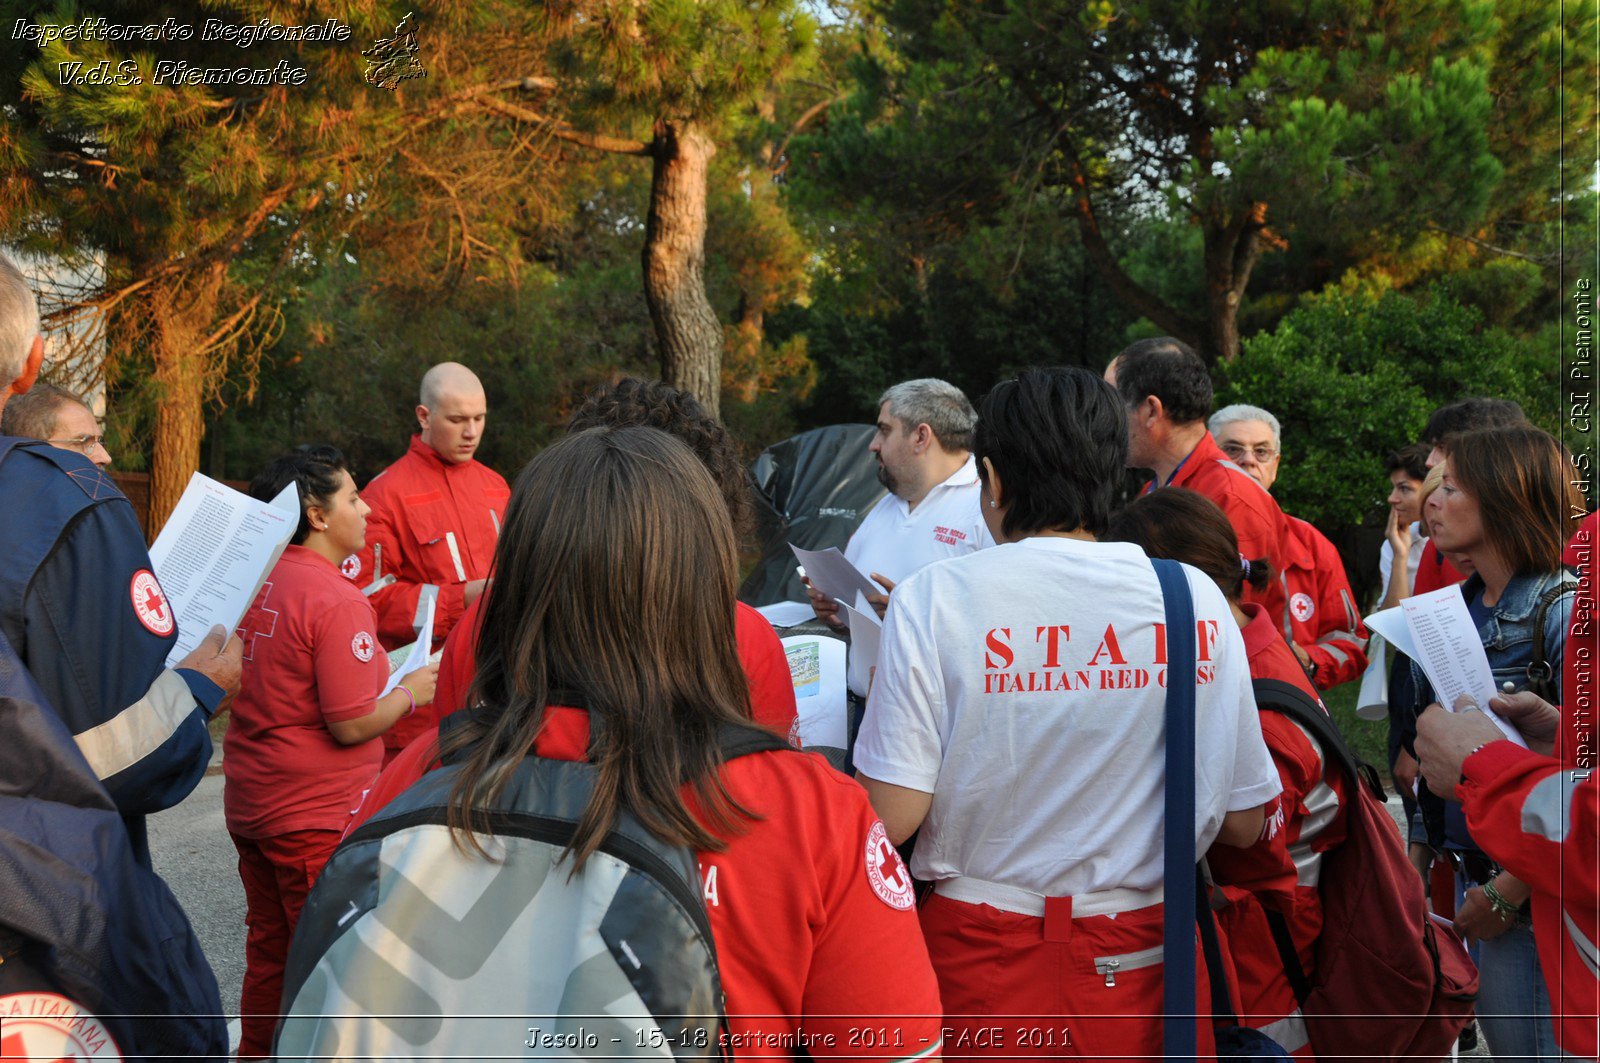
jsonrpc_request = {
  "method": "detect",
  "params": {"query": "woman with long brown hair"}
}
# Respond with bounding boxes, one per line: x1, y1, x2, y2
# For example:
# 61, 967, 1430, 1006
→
1412, 424, 1583, 1061
345, 426, 942, 1057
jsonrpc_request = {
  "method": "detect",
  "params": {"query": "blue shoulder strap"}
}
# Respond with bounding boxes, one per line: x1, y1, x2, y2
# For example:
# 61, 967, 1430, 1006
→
1153, 557, 1196, 1061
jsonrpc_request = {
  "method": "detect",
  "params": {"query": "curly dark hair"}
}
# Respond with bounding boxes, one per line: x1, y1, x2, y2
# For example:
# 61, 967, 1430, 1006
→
567, 377, 754, 540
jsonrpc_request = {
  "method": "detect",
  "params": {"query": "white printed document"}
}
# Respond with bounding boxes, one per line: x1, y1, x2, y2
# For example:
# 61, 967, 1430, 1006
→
381, 594, 435, 697
1391, 587, 1527, 748
789, 544, 884, 608
838, 592, 882, 699
149, 474, 298, 668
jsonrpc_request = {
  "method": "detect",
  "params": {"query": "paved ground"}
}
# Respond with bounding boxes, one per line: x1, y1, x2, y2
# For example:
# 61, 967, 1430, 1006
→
147, 769, 245, 1049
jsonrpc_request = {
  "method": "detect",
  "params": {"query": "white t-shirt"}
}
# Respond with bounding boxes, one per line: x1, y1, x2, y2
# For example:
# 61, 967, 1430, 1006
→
843, 456, 993, 586
1377, 523, 1426, 600
856, 537, 1281, 897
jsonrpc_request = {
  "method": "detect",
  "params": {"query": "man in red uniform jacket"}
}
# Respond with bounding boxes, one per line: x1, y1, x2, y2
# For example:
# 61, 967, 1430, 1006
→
1105, 338, 1289, 628
1416, 549, 1599, 1060
343, 362, 508, 653
1209, 403, 1368, 689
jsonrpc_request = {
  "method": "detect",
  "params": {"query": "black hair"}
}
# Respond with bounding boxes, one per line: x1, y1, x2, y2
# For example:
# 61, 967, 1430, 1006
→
1423, 397, 1526, 446
973, 366, 1127, 538
249, 444, 351, 545
1109, 337, 1214, 425
1104, 488, 1272, 602
1384, 442, 1430, 483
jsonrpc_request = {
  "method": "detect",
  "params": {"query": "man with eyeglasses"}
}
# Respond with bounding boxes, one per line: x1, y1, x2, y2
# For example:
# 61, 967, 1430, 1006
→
1105, 337, 1290, 629
1210, 404, 1369, 690
0, 380, 113, 468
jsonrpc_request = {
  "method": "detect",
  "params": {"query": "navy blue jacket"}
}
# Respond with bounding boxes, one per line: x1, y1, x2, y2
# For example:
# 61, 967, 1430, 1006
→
0, 438, 221, 862
0, 625, 227, 1061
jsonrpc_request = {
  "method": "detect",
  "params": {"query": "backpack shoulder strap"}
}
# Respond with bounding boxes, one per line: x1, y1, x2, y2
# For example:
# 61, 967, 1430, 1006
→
1528, 578, 1578, 698
1151, 557, 1198, 1061
717, 722, 796, 761
1252, 677, 1385, 802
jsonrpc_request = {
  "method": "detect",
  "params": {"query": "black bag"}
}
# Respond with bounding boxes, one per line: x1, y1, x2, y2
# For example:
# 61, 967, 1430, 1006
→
277, 718, 793, 1060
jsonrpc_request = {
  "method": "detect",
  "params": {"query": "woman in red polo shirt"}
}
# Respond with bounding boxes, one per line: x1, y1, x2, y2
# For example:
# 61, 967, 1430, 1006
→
1108, 487, 1349, 1060
224, 445, 438, 1060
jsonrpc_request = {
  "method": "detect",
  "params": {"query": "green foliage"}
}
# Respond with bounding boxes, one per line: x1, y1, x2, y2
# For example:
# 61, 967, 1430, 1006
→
776, 213, 1147, 426
785, 0, 1581, 361
1217, 286, 1559, 527
536, 0, 816, 134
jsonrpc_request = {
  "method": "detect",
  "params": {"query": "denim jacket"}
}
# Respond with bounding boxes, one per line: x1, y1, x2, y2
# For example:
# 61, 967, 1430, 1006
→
1411, 568, 1576, 852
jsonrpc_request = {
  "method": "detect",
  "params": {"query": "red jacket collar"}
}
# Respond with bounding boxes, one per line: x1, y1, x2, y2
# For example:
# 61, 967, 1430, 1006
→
1238, 601, 1279, 659
1168, 431, 1228, 488
406, 433, 471, 474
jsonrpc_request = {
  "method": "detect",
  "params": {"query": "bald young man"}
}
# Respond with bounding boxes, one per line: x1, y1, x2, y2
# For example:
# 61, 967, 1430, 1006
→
344, 363, 509, 674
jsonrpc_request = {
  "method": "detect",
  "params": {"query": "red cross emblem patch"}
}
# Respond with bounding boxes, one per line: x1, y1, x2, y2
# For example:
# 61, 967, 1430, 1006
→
129, 570, 175, 637
0, 993, 122, 1059
340, 554, 361, 580
864, 820, 915, 910
351, 631, 376, 662
1290, 592, 1316, 623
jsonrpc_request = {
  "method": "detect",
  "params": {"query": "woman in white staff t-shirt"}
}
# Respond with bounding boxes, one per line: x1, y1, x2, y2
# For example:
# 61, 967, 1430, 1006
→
855, 366, 1281, 1063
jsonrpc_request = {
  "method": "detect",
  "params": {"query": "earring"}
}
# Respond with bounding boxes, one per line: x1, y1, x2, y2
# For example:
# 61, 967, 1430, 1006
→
988, 500, 998, 509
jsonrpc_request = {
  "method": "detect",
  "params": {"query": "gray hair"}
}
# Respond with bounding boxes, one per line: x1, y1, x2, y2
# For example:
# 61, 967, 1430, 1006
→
1209, 403, 1281, 449
0, 254, 41, 388
0, 381, 85, 440
878, 378, 977, 452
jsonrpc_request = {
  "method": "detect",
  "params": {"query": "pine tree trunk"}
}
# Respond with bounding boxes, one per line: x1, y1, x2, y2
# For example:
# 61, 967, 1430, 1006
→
642, 119, 724, 419
147, 277, 219, 538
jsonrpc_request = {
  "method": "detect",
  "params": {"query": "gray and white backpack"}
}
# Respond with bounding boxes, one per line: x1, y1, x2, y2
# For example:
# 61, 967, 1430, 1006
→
275, 720, 791, 1061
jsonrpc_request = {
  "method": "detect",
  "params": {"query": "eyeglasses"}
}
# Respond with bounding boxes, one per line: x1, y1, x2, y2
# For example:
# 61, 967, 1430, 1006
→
1220, 443, 1279, 463
48, 434, 107, 455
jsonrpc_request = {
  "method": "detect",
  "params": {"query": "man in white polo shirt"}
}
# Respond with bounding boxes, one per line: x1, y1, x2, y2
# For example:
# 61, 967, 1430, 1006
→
808, 378, 992, 626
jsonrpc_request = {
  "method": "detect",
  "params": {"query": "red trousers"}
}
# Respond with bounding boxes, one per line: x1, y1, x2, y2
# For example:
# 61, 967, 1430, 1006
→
231, 828, 342, 1060
921, 893, 1220, 1062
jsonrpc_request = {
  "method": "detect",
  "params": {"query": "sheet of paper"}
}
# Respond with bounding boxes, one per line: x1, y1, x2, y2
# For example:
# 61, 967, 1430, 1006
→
1354, 633, 1389, 721
381, 594, 435, 697
1400, 587, 1527, 748
1363, 607, 1419, 662
149, 474, 299, 668
789, 544, 883, 608
755, 600, 817, 629
838, 592, 883, 698
782, 635, 848, 750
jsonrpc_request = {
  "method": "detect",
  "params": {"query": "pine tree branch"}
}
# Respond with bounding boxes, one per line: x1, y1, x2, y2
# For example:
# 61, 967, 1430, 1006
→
479, 96, 650, 156
1054, 136, 1205, 347
769, 95, 847, 171
1425, 225, 1560, 266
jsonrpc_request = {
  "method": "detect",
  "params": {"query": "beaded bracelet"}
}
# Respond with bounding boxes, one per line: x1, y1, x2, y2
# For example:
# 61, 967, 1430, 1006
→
397, 683, 416, 718
1481, 880, 1520, 923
